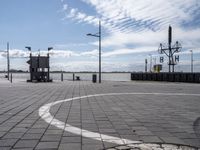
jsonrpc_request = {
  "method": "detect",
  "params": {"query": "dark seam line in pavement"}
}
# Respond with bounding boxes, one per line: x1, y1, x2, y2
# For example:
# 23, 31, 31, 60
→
193, 117, 200, 142
79, 81, 83, 150
32, 85, 71, 150
2, 87, 47, 114
94, 93, 116, 148
0, 87, 50, 139
99, 95, 112, 148
111, 95, 143, 141
56, 82, 76, 150
0, 88, 43, 117
83, 81, 103, 149
9, 86, 60, 149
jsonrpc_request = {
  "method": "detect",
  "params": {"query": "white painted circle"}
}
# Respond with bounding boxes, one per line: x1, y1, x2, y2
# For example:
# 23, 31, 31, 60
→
39, 93, 200, 148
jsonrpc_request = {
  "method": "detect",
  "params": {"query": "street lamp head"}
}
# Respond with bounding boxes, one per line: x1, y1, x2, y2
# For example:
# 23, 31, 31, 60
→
87, 33, 92, 36
25, 46, 31, 51
48, 47, 53, 51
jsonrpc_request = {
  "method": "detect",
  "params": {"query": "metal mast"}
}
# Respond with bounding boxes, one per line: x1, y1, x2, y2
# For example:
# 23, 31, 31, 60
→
7, 42, 10, 80
158, 26, 182, 72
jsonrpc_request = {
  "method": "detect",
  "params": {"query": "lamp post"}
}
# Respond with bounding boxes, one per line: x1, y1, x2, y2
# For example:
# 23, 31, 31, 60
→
7, 42, 10, 80
149, 54, 152, 73
25, 46, 32, 81
48, 47, 53, 82
190, 50, 193, 73
87, 20, 101, 83
145, 59, 148, 73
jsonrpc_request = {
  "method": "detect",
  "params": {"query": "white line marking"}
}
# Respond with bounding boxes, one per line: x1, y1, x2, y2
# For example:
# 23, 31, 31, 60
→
38, 92, 200, 145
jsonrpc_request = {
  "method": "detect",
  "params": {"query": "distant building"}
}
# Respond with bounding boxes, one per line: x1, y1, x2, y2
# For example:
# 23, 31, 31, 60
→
153, 64, 162, 73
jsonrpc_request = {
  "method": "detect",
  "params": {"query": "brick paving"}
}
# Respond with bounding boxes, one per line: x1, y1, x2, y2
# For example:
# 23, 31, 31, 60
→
0, 80, 200, 149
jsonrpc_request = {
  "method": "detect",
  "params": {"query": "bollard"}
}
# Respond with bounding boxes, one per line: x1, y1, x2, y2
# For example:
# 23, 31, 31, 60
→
92, 74, 97, 83
10, 73, 12, 83
73, 73, 75, 81
61, 72, 63, 82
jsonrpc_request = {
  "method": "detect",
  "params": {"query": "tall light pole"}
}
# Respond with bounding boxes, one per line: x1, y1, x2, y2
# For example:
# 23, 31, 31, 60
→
190, 50, 193, 73
48, 47, 53, 82
149, 54, 152, 72
145, 59, 148, 73
7, 42, 10, 80
87, 20, 101, 83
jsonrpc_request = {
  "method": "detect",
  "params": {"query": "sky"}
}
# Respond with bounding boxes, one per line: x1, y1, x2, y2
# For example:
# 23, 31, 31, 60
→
0, 0, 200, 72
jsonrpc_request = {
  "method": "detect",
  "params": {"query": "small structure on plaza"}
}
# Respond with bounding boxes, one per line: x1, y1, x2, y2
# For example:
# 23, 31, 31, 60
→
26, 47, 53, 82
153, 64, 162, 73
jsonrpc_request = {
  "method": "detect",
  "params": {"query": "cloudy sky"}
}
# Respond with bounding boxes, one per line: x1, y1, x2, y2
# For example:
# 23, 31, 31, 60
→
0, 0, 200, 72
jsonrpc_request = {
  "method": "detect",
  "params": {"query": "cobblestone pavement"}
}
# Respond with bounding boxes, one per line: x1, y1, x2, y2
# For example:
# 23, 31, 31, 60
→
104, 143, 198, 150
0, 79, 200, 150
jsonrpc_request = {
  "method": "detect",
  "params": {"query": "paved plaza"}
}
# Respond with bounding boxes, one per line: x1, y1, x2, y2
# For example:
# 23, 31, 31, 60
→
0, 79, 200, 149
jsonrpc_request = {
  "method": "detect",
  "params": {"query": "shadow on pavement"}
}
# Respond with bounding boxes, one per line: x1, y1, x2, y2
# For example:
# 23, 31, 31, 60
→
193, 117, 200, 140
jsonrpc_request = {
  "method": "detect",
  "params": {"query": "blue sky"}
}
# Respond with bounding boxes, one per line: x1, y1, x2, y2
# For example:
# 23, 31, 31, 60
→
0, 0, 200, 72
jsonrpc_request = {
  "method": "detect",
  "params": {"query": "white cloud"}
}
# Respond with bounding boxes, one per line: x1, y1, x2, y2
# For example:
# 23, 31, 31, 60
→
1, 46, 200, 60
0, 49, 76, 58
0, 49, 98, 58
63, 4, 68, 11
102, 47, 156, 57
61, 0, 200, 52
50, 60, 143, 72
0, 49, 29, 58
81, 0, 199, 32
81, 49, 98, 57
99, 26, 200, 50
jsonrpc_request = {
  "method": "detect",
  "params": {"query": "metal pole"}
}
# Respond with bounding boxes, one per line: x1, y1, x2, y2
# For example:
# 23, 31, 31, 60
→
99, 20, 101, 83
168, 26, 172, 73
171, 51, 175, 73
47, 47, 53, 82
47, 51, 50, 81
30, 51, 32, 81
145, 59, 147, 73
149, 54, 152, 72
190, 50, 193, 73
7, 42, 10, 80
154, 57, 156, 65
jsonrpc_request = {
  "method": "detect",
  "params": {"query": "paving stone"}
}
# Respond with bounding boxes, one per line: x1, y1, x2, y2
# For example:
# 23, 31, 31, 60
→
58, 143, 81, 150
12, 148, 33, 150
160, 136, 185, 144
44, 129, 63, 135
136, 130, 154, 136
0, 126, 13, 132
139, 135, 163, 143
0, 147, 12, 150
0, 131, 6, 137
0, 139, 18, 147
82, 144, 104, 150
2, 132, 24, 139
35, 141, 59, 149
0, 80, 200, 149
21, 133, 43, 140
61, 136, 81, 143
41, 134, 62, 141
14, 140, 39, 148
9, 127, 28, 133
27, 128, 46, 134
